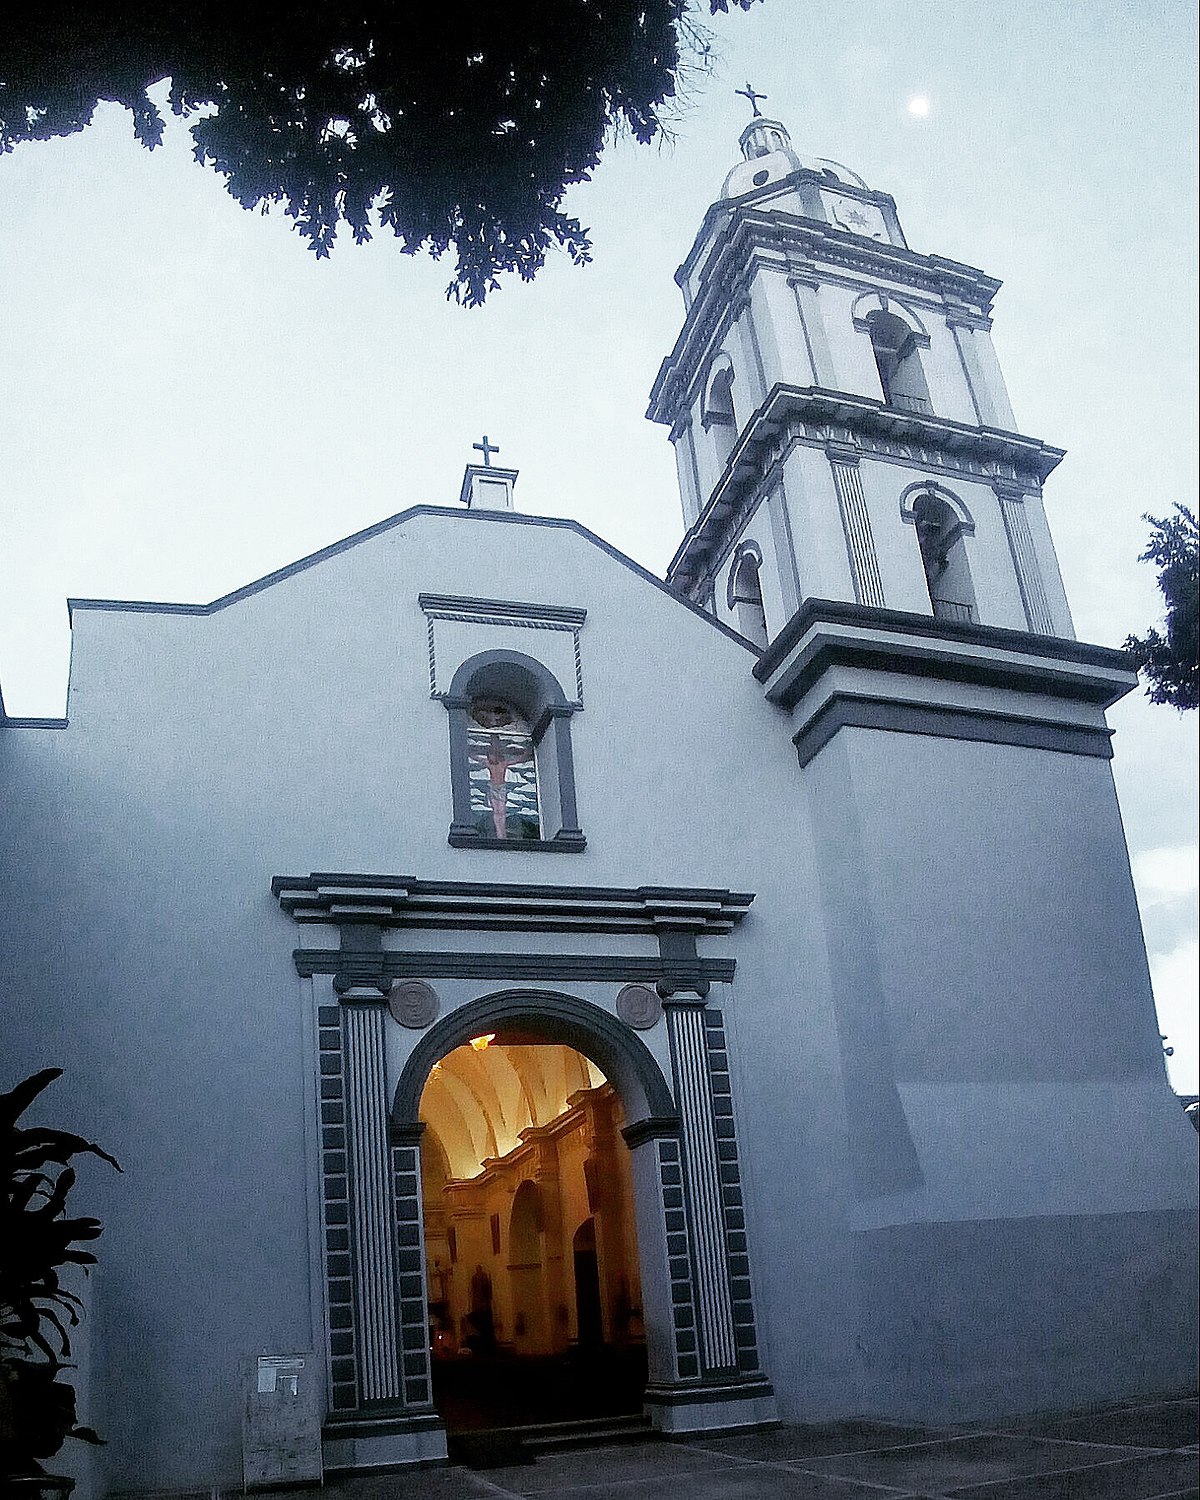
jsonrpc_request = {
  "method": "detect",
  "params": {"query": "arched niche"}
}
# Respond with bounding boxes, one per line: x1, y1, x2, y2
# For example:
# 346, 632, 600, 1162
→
725, 541, 769, 650
851, 293, 933, 415
701, 353, 738, 473
900, 482, 978, 623
444, 649, 585, 851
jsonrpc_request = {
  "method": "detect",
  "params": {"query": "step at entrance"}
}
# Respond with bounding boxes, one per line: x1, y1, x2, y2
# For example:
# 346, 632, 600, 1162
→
448, 1413, 655, 1468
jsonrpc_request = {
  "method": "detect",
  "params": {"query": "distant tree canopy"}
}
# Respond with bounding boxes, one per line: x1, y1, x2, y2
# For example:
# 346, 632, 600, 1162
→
1124, 505, 1199, 711
0, 2, 761, 304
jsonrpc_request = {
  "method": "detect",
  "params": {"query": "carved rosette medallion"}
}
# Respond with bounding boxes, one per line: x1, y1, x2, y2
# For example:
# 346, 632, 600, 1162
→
387, 980, 439, 1030
616, 983, 663, 1031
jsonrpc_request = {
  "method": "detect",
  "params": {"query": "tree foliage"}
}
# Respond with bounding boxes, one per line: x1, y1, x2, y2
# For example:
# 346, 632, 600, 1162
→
0, 1068, 121, 1479
1124, 505, 1199, 711
0, 2, 761, 304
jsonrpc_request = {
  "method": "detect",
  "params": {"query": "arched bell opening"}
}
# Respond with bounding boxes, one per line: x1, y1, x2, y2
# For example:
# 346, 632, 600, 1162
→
908, 489, 978, 624
397, 992, 673, 1435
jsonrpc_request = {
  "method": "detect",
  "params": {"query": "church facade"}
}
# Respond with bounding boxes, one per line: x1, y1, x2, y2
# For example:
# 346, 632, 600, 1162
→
2, 114, 1196, 1494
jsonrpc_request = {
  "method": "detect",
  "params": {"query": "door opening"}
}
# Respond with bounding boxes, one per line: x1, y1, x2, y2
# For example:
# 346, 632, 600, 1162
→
419, 1037, 647, 1432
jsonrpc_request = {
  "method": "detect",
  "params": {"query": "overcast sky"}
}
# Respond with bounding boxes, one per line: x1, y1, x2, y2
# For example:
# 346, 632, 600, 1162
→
1, 1, 1196, 1088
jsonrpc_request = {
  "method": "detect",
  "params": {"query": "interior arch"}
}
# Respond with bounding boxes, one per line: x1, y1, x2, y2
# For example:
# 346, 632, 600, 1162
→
394, 989, 677, 1131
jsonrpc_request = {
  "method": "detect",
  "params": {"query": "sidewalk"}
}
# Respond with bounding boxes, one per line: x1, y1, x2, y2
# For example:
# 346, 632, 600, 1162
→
272, 1395, 1198, 1499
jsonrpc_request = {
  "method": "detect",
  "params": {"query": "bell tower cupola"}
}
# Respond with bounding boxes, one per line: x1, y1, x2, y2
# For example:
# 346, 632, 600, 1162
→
648, 101, 1080, 657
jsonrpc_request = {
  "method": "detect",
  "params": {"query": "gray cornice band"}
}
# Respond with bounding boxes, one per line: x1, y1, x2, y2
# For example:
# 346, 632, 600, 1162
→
755, 598, 1134, 690
273, 874, 755, 934
295, 951, 737, 985
642, 1375, 776, 1406
794, 692, 1115, 768
621, 1116, 685, 1150
665, 386, 1065, 592
446, 832, 588, 852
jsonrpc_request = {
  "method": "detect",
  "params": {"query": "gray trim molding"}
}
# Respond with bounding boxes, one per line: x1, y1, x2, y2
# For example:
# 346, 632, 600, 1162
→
273, 874, 755, 935
295, 950, 738, 989
420, 592, 586, 706
724, 539, 764, 610
793, 692, 1115, 768
754, 597, 1136, 712
899, 479, 976, 534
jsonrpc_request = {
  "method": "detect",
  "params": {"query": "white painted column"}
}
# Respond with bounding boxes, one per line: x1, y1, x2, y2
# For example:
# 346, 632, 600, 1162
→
948, 316, 1016, 430
665, 996, 738, 1372
828, 445, 886, 608
997, 484, 1055, 635
733, 296, 769, 409
343, 998, 403, 1402
790, 276, 836, 387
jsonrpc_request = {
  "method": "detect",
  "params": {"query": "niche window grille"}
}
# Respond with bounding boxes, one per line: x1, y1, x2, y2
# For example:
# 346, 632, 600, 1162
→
466, 698, 541, 841
445, 650, 585, 852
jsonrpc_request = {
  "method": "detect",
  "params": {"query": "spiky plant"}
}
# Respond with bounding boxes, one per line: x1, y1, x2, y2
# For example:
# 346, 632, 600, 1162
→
0, 1069, 121, 1481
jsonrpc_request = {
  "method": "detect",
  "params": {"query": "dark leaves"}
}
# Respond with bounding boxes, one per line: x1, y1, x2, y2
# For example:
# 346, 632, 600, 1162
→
0, 1, 763, 303
0, 1070, 119, 1471
1124, 505, 1199, 711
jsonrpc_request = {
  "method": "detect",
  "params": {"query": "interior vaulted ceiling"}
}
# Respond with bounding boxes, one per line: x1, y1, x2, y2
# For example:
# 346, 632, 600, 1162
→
420, 1043, 604, 1179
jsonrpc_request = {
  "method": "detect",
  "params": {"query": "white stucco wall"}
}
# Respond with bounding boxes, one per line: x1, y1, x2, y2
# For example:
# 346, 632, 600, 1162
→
1, 505, 1193, 1490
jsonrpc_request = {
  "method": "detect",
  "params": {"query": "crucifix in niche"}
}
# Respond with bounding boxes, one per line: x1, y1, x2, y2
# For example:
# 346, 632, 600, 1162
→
466, 698, 541, 840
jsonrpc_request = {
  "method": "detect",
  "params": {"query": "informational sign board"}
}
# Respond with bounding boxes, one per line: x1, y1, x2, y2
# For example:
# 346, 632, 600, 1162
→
242, 1352, 323, 1488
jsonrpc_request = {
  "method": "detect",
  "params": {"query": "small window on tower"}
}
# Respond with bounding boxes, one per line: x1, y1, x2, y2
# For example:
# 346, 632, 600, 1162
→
467, 698, 541, 841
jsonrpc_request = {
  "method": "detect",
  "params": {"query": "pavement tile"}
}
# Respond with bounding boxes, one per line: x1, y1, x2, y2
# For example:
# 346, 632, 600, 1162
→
473, 1439, 740, 1494
937, 1448, 1200, 1499
1003, 1399, 1199, 1451
792, 1434, 1149, 1494
685, 1420, 952, 1461
267, 1469, 501, 1499
486, 1467, 919, 1499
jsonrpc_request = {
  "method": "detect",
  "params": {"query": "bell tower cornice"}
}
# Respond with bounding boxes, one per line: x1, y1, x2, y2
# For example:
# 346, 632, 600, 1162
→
665, 384, 1064, 599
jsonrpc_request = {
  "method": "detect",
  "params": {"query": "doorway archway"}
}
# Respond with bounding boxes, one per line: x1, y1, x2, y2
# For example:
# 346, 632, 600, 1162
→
397, 994, 673, 1434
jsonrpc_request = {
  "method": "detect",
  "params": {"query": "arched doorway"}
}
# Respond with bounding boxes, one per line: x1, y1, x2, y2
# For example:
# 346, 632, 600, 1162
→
509, 1180, 548, 1355
405, 1004, 661, 1434
572, 1218, 603, 1349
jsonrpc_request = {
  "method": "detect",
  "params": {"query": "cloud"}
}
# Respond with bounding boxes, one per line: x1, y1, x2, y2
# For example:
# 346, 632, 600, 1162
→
1150, 937, 1199, 1094
1132, 845, 1199, 908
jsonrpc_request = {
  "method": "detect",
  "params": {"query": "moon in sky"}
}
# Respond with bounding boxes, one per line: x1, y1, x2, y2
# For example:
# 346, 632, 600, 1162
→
908, 95, 931, 117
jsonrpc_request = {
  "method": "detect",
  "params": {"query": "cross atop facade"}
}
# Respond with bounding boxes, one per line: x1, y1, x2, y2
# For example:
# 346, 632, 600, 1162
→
736, 82, 768, 118
473, 434, 500, 467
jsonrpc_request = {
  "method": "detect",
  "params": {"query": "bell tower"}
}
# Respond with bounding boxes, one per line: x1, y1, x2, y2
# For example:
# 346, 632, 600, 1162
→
648, 107, 1198, 1418
649, 108, 1070, 646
